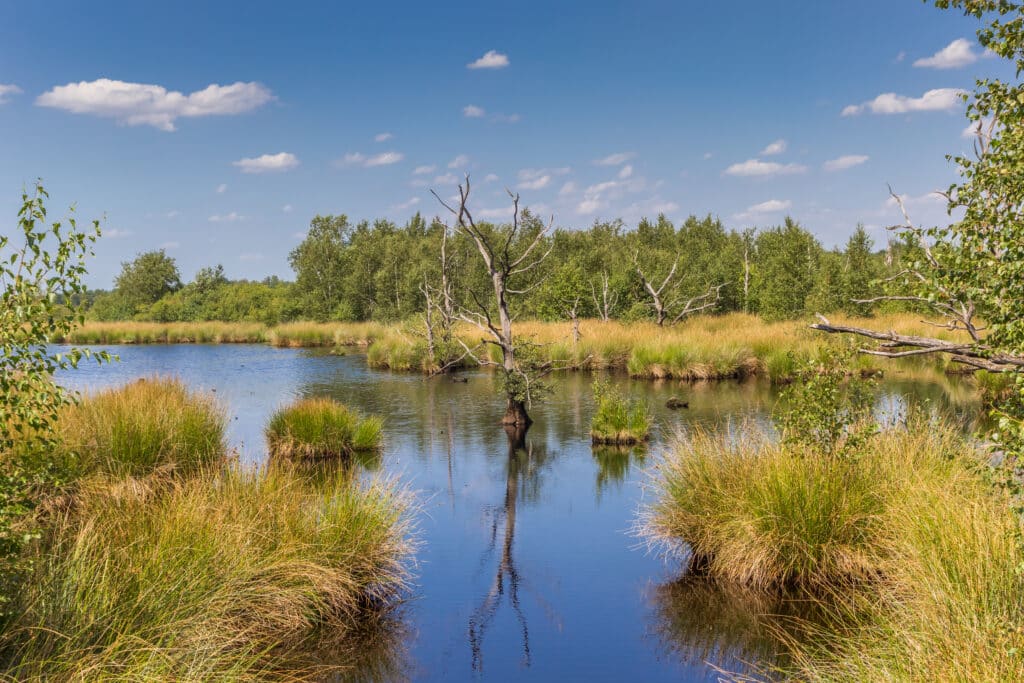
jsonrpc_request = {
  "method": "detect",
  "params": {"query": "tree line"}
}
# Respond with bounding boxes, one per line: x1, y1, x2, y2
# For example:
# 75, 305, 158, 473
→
87, 210, 915, 325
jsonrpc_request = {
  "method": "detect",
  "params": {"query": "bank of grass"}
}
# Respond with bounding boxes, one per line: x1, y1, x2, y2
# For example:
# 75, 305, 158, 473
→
645, 421, 1024, 681
267, 397, 384, 460
2, 465, 413, 681
590, 380, 653, 445
59, 321, 268, 344
55, 377, 225, 479
268, 321, 385, 348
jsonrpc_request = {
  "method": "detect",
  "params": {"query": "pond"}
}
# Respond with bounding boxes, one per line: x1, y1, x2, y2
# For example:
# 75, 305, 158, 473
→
58, 344, 978, 682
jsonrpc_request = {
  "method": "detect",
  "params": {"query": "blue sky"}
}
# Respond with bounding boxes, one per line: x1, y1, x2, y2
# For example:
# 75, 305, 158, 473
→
0, 1, 1008, 286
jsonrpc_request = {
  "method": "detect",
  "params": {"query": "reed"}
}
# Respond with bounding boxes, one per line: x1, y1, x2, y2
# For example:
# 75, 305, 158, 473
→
1, 465, 414, 681
56, 377, 225, 479
266, 397, 384, 460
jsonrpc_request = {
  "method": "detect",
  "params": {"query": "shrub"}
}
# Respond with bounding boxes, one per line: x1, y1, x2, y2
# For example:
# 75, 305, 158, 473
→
267, 397, 383, 460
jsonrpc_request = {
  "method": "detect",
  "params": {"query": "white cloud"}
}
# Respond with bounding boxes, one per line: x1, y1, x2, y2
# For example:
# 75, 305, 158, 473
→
885, 192, 945, 209
0, 84, 22, 104
209, 211, 244, 223
216, 183, 228, 194
239, 252, 263, 262
467, 50, 510, 70
648, 200, 680, 214
336, 151, 404, 168
841, 88, 965, 116
35, 79, 273, 131
576, 198, 603, 215
723, 158, 807, 177
491, 112, 521, 123
559, 181, 577, 196
478, 206, 514, 219
748, 199, 791, 213
823, 154, 869, 171
702, 152, 713, 160
760, 139, 787, 156
518, 175, 550, 190
374, 132, 393, 142
593, 152, 634, 166
282, 204, 293, 213
233, 152, 299, 174
391, 196, 421, 211
914, 38, 978, 69
895, 51, 906, 63
448, 154, 469, 169
104, 228, 133, 239
159, 241, 180, 249
164, 210, 180, 218
962, 117, 996, 139
413, 164, 436, 175
433, 172, 459, 185
617, 164, 633, 179
463, 104, 485, 118
483, 173, 500, 183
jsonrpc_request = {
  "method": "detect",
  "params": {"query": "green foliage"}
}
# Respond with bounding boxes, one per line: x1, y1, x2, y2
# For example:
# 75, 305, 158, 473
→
750, 218, 823, 320
113, 249, 182, 313
590, 379, 653, 444
0, 182, 110, 608
776, 351, 877, 458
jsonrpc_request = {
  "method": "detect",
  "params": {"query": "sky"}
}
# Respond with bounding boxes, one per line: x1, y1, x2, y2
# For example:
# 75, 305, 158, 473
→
0, 1, 1010, 287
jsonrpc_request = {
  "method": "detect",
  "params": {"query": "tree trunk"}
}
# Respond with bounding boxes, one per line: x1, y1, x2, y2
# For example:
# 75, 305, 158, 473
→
503, 397, 532, 427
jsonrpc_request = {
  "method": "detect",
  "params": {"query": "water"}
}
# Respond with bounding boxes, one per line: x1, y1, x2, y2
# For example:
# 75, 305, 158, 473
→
58, 344, 978, 682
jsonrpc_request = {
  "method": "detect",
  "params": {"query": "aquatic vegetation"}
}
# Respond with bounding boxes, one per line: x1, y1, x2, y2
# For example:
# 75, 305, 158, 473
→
1, 465, 413, 681
267, 397, 384, 460
56, 377, 225, 479
645, 422, 971, 589
590, 380, 652, 445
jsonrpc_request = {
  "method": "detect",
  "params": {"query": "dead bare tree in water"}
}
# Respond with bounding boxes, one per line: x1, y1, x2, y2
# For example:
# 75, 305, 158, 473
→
431, 176, 554, 426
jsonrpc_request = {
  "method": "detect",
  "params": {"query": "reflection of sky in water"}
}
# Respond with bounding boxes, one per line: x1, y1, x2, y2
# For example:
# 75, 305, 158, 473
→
58, 345, 979, 682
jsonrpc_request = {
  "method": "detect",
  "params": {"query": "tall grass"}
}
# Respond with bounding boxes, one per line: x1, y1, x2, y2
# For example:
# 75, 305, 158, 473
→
58, 321, 268, 344
268, 322, 384, 348
267, 397, 384, 460
56, 377, 225, 479
1, 465, 414, 681
590, 380, 653, 445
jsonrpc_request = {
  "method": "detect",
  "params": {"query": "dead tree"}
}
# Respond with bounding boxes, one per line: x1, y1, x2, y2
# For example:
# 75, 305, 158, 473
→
421, 221, 457, 369
567, 295, 582, 346
635, 254, 724, 326
589, 271, 618, 322
811, 190, 1023, 372
432, 176, 553, 426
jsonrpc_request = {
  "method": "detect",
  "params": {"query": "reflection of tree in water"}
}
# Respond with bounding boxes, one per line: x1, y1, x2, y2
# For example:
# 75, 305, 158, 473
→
592, 445, 646, 498
468, 425, 554, 673
648, 577, 841, 681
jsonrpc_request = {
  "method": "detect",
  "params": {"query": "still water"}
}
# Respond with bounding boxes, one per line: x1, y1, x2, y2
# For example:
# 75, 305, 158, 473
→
58, 344, 977, 682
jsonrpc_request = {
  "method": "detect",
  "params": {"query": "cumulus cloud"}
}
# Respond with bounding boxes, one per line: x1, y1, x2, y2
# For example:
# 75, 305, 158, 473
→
841, 88, 964, 116
483, 173, 500, 183
760, 139, 787, 156
104, 228, 133, 239
734, 199, 792, 221
282, 204, 293, 213
412, 165, 436, 175
433, 172, 459, 185
593, 152, 634, 166
576, 198, 603, 215
209, 211, 244, 222
390, 196, 421, 211
823, 154, 869, 171
618, 164, 633, 179
518, 175, 550, 190
35, 79, 273, 131
448, 154, 470, 169
723, 159, 807, 177
233, 152, 299, 174
559, 181, 577, 196
0, 84, 22, 104
374, 132, 393, 142
914, 38, 978, 69
467, 50, 510, 70
336, 151, 404, 168
478, 206, 514, 220
463, 104, 485, 118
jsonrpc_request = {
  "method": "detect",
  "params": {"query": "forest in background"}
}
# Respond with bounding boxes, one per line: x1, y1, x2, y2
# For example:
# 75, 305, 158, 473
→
86, 211, 912, 325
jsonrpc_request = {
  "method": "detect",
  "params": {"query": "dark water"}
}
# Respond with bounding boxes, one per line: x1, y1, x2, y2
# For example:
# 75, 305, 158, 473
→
58, 345, 978, 682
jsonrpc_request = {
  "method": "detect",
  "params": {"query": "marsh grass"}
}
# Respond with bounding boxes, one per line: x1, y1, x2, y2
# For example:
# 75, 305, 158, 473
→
1, 465, 414, 681
59, 321, 268, 344
268, 322, 383, 348
590, 380, 653, 445
267, 398, 384, 460
56, 377, 225, 479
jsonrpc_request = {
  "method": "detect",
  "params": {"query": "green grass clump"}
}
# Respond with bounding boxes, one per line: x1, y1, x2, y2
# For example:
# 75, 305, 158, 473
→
267, 397, 383, 460
645, 422, 973, 590
590, 380, 652, 445
56, 377, 225, 479
1, 465, 413, 681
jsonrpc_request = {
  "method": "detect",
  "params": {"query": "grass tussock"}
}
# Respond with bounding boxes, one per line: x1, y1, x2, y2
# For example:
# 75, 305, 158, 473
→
267, 397, 384, 460
590, 380, 653, 445
56, 377, 225, 479
1, 465, 414, 681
